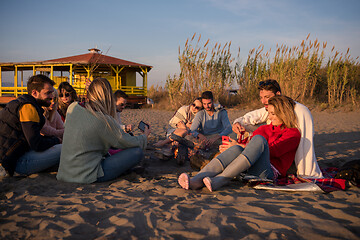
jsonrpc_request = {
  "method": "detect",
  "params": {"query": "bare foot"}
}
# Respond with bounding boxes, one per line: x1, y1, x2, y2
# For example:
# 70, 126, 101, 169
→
203, 177, 213, 192
178, 173, 190, 190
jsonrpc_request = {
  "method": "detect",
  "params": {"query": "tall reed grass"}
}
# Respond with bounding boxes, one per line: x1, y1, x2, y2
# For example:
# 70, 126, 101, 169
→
326, 49, 360, 107
162, 33, 359, 110
166, 33, 234, 108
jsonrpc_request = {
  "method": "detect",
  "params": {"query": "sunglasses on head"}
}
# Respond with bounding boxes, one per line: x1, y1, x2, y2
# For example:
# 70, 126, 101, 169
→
192, 104, 203, 110
59, 93, 70, 97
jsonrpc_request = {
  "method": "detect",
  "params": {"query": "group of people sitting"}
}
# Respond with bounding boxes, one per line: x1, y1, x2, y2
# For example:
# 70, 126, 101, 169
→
0, 75, 149, 183
155, 79, 323, 191
0, 74, 323, 191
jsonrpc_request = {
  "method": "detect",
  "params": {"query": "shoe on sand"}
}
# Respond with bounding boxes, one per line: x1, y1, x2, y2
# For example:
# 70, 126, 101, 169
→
178, 173, 190, 190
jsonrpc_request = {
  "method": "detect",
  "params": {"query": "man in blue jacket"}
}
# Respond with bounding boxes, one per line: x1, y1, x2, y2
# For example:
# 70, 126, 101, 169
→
0, 74, 61, 176
190, 91, 232, 148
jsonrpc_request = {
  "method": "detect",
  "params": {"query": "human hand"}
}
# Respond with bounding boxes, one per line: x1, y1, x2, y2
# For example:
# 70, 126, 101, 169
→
125, 124, 133, 132
232, 122, 245, 135
143, 125, 151, 137
177, 121, 186, 129
219, 137, 237, 152
219, 144, 230, 153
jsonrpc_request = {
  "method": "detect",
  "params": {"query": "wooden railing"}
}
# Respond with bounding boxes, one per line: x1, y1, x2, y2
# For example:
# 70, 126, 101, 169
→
0, 74, 146, 99
0, 85, 146, 97
0, 87, 28, 97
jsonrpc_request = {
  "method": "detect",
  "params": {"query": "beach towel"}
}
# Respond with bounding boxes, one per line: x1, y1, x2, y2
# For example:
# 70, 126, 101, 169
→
247, 168, 347, 193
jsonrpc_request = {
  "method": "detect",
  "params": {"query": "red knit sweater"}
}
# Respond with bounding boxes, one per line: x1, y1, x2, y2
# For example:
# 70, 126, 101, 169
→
253, 124, 301, 177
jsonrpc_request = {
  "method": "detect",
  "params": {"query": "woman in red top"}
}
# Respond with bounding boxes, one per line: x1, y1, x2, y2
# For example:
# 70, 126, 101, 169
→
178, 95, 301, 192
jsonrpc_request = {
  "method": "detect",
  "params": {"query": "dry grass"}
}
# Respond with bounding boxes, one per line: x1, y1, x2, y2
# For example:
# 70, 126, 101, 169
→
160, 33, 360, 110
166, 33, 234, 108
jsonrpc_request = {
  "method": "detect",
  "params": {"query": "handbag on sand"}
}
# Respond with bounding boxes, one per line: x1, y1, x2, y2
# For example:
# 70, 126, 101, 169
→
335, 160, 360, 187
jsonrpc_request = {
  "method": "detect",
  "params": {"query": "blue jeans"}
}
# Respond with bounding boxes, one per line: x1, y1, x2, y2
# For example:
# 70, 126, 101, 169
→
15, 144, 62, 175
216, 135, 274, 179
97, 147, 143, 182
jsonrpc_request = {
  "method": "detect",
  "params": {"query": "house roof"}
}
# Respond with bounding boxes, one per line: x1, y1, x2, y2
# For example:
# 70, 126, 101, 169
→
0, 48, 152, 71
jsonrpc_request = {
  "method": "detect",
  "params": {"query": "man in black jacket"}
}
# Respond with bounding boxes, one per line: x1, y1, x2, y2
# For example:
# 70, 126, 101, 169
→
0, 74, 61, 176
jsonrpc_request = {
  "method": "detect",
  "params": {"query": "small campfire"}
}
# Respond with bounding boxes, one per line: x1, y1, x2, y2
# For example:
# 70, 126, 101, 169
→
174, 147, 179, 159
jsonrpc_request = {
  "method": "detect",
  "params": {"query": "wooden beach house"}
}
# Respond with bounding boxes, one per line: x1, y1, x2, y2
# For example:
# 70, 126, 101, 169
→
0, 48, 152, 107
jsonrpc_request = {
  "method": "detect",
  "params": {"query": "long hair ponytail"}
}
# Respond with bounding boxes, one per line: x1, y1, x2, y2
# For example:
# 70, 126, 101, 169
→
85, 78, 117, 123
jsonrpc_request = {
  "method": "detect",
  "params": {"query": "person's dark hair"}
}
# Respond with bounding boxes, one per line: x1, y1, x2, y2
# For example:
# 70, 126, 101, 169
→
201, 91, 213, 100
27, 74, 55, 94
58, 81, 78, 101
258, 79, 281, 94
194, 97, 202, 102
114, 90, 128, 100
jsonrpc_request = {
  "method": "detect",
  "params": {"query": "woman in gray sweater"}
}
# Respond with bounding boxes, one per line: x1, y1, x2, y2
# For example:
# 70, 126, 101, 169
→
57, 78, 150, 183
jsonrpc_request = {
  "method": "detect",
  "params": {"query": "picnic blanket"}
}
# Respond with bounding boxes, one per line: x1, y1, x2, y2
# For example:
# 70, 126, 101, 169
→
247, 168, 347, 193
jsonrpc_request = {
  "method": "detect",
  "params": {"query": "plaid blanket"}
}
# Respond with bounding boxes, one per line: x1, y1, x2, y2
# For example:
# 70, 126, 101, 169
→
248, 168, 347, 193
273, 168, 347, 192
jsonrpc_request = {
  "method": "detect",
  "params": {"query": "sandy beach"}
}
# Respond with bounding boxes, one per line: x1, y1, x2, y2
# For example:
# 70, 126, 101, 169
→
1, 107, 360, 239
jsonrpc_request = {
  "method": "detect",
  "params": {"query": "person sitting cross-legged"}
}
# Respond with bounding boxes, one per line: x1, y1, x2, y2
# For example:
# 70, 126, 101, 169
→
154, 97, 203, 148
189, 91, 232, 149
0, 74, 62, 176
57, 78, 150, 183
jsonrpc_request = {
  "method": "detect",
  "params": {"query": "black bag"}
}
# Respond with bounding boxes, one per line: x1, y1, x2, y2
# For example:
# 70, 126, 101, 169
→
335, 160, 360, 187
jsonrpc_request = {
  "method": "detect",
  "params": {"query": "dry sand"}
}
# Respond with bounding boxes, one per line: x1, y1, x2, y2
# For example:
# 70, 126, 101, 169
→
1, 108, 360, 239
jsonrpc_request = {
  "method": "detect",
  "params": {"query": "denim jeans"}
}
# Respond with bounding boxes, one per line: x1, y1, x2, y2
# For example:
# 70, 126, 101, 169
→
216, 135, 274, 179
97, 147, 143, 182
15, 144, 62, 175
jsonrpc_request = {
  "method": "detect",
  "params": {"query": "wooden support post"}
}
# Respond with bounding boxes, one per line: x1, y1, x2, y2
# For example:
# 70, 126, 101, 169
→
50, 65, 54, 80
69, 64, 73, 84
14, 66, 18, 96
21, 70, 23, 88
110, 66, 124, 90
140, 67, 148, 95
0, 66, 2, 97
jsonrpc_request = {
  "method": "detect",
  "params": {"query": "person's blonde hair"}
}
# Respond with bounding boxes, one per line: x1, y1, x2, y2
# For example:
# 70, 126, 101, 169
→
85, 78, 117, 122
268, 95, 298, 129
43, 87, 59, 122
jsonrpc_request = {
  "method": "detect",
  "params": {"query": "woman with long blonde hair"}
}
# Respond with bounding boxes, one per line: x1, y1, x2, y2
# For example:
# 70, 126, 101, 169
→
57, 78, 150, 183
40, 88, 64, 141
178, 95, 301, 192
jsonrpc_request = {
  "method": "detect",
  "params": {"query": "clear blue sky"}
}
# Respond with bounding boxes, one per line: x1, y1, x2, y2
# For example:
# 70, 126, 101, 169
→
1, 0, 359, 87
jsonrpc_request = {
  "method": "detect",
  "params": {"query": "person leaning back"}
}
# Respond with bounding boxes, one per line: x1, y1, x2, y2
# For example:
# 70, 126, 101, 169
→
232, 79, 323, 178
0, 74, 62, 176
